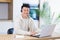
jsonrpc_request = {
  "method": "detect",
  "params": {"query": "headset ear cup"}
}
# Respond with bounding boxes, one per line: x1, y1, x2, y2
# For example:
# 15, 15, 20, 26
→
21, 9, 22, 12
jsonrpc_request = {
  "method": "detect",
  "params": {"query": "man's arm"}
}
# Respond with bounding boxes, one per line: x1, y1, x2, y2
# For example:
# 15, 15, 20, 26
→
29, 18, 40, 35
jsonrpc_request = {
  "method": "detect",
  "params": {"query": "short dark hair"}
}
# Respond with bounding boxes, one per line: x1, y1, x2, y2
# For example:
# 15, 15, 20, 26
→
21, 3, 30, 12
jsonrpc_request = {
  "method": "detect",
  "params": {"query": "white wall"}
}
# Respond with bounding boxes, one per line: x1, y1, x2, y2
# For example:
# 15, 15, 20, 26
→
13, 0, 22, 20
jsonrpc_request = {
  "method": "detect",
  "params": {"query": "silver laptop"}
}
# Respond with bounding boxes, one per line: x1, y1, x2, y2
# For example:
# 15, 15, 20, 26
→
32, 24, 56, 38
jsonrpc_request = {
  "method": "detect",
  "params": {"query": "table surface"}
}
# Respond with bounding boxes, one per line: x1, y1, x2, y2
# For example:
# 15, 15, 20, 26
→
0, 34, 60, 40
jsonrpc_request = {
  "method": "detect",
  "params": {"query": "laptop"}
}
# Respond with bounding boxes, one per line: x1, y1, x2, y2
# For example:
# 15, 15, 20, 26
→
32, 24, 56, 38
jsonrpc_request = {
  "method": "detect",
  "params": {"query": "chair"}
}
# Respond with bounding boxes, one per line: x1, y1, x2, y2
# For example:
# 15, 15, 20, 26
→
7, 28, 14, 34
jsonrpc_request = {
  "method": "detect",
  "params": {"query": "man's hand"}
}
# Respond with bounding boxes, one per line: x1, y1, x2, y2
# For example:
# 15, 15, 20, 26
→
30, 31, 37, 36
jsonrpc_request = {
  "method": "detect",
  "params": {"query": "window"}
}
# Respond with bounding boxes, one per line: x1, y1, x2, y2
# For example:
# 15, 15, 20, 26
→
0, 0, 13, 20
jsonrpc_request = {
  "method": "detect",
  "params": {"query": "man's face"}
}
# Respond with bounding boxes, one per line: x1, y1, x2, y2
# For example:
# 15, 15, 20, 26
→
22, 7, 30, 16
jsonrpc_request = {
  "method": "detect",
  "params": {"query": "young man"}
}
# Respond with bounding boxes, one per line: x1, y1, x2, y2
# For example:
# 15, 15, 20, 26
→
14, 3, 39, 36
